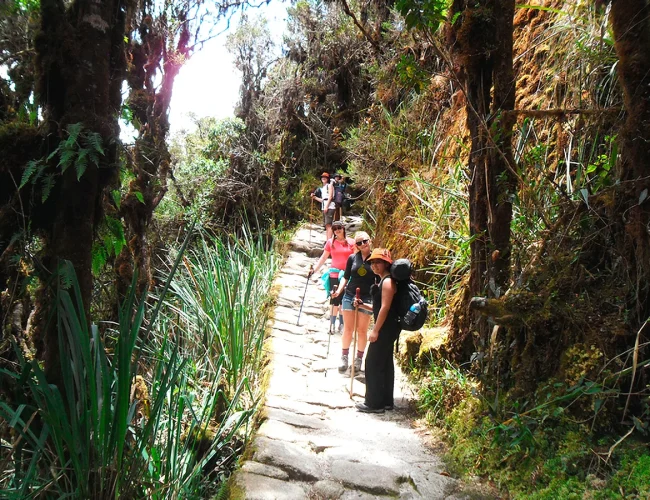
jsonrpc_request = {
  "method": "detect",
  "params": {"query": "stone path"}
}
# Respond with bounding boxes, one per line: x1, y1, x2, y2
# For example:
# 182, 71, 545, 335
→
232, 218, 483, 499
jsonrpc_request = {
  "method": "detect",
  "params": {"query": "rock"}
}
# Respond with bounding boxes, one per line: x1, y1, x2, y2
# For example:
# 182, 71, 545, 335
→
231, 471, 308, 499
330, 460, 406, 496
253, 436, 322, 481
397, 327, 449, 366
240, 461, 290, 480
417, 327, 449, 363
311, 480, 345, 499
397, 330, 422, 365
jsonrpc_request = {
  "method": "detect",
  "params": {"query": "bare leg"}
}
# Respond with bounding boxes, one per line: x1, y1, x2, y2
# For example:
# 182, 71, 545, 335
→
341, 309, 371, 350
355, 312, 371, 353
341, 308, 355, 349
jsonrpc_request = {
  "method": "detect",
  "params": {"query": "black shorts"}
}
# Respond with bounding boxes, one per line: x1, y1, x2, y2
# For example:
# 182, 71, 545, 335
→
329, 275, 342, 306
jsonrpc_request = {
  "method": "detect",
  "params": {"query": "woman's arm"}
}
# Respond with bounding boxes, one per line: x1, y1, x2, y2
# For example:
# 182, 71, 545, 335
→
310, 249, 331, 277
368, 278, 396, 342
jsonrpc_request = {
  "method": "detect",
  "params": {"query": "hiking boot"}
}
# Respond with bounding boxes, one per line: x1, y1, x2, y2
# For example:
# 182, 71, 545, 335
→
355, 402, 384, 414
338, 354, 349, 373
353, 356, 362, 373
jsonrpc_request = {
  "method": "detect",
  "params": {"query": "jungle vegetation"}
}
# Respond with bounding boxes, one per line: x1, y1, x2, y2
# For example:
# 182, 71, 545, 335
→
1, 0, 650, 497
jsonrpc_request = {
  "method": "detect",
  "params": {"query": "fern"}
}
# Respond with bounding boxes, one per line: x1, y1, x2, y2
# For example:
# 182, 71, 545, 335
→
84, 131, 105, 156
65, 122, 83, 148
41, 174, 56, 202
75, 148, 88, 180
57, 148, 76, 172
20, 159, 45, 189
21, 123, 106, 202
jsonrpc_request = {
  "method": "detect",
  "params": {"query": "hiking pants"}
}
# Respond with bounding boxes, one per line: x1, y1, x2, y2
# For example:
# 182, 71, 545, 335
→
364, 324, 399, 409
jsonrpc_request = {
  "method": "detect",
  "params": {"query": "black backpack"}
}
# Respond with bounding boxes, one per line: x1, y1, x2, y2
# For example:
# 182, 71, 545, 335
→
390, 258, 428, 331
333, 184, 345, 207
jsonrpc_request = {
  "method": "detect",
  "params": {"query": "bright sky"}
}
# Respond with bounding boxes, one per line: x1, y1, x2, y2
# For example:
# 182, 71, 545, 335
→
169, 1, 289, 134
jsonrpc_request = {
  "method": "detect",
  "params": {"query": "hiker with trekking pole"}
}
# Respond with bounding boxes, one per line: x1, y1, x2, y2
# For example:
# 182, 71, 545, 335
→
353, 248, 401, 413
330, 231, 377, 376
310, 172, 336, 239
308, 220, 355, 335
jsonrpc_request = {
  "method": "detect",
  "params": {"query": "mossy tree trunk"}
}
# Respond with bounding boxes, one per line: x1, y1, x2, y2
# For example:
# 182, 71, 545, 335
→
36, 0, 128, 383
448, 0, 516, 353
116, 8, 191, 297
609, 0, 650, 325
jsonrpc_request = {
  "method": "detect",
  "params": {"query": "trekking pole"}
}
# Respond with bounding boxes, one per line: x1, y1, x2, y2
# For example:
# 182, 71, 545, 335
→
349, 287, 360, 399
296, 264, 313, 326
309, 197, 314, 246
325, 301, 334, 378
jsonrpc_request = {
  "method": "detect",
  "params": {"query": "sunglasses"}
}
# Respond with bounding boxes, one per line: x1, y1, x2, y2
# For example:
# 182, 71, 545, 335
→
333, 227, 343, 231
355, 239, 370, 246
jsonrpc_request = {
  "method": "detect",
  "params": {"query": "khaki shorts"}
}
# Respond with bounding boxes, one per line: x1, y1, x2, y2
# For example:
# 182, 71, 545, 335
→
323, 208, 335, 226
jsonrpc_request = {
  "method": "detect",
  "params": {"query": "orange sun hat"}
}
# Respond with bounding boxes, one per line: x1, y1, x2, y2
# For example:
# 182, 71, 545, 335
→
320, 172, 330, 178
368, 248, 393, 264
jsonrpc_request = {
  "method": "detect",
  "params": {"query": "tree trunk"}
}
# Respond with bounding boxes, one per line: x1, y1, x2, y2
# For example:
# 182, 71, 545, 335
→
486, 0, 516, 295
116, 10, 190, 298
609, 0, 650, 323
37, 0, 127, 382
448, 0, 516, 355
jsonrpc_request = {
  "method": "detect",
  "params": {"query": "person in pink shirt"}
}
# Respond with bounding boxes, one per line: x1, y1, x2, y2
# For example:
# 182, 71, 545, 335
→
309, 220, 356, 332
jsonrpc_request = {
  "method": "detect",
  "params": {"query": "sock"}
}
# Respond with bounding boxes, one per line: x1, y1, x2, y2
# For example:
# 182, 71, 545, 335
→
330, 315, 336, 326
357, 350, 364, 360
338, 314, 344, 326
342, 348, 350, 356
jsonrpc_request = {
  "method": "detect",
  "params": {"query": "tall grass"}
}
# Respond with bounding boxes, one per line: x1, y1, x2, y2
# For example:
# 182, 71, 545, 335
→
0, 225, 278, 498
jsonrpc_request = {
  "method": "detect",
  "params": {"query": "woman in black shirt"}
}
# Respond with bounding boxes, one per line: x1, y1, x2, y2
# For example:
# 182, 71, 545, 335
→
354, 248, 401, 413
331, 231, 377, 374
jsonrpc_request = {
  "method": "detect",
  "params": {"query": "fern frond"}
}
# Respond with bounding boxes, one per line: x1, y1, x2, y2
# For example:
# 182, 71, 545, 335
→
65, 122, 83, 147
88, 149, 100, 168
41, 173, 56, 202
105, 216, 126, 256
20, 159, 44, 189
75, 149, 88, 180
84, 131, 105, 156
58, 148, 76, 173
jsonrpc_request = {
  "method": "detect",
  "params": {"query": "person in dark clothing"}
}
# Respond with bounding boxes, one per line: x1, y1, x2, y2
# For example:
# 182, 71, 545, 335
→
353, 248, 401, 414
330, 231, 377, 374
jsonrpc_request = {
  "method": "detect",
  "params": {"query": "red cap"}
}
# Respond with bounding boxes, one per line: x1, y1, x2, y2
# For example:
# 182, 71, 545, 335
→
320, 172, 330, 178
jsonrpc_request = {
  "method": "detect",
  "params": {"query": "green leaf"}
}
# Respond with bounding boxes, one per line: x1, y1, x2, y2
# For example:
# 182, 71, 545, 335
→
20, 159, 43, 189
112, 189, 122, 210
57, 148, 76, 172
65, 122, 83, 147
41, 174, 56, 202
84, 131, 105, 156
92, 243, 108, 275
134, 191, 145, 204
75, 149, 88, 180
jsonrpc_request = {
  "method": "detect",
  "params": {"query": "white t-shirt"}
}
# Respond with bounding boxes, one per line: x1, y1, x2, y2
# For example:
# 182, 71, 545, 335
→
318, 182, 336, 210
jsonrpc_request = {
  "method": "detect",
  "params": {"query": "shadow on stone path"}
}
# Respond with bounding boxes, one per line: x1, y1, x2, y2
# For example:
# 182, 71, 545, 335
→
232, 218, 489, 499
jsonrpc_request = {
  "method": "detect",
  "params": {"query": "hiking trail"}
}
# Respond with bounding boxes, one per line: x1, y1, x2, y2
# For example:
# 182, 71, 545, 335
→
232, 217, 486, 499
